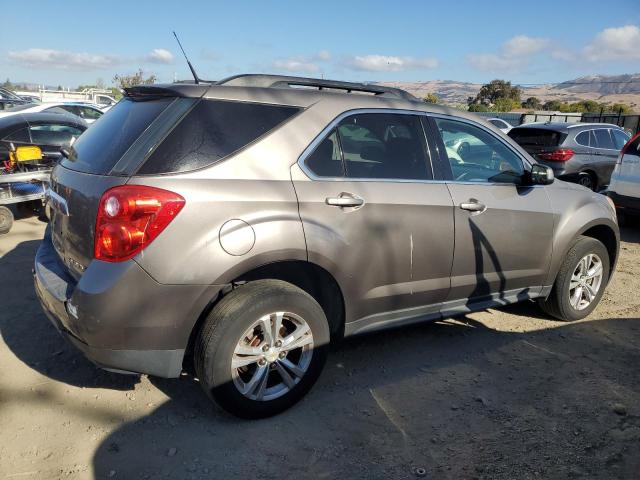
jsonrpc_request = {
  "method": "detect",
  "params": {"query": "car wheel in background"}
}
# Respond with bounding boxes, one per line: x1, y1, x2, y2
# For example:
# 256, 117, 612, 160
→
538, 236, 609, 321
194, 279, 330, 419
0, 206, 14, 234
577, 172, 596, 191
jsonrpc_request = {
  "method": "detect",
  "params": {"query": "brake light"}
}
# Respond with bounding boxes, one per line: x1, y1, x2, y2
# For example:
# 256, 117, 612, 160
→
618, 132, 640, 164
95, 185, 185, 262
538, 149, 574, 162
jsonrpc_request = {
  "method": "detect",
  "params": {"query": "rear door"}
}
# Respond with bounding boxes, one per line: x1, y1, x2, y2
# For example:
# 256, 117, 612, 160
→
612, 134, 640, 198
592, 128, 620, 185
429, 115, 554, 311
291, 111, 455, 332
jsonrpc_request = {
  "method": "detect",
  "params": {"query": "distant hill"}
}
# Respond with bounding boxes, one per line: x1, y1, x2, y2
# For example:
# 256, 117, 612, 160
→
379, 74, 640, 110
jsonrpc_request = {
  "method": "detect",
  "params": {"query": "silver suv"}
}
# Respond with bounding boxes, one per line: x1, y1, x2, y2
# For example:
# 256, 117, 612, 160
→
35, 75, 620, 418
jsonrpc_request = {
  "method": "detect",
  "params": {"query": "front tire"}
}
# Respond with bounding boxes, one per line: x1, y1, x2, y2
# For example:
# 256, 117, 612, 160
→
0, 206, 14, 235
194, 279, 330, 419
539, 236, 609, 321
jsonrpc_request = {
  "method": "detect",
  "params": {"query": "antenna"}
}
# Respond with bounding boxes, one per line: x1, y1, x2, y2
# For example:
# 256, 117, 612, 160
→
173, 31, 201, 84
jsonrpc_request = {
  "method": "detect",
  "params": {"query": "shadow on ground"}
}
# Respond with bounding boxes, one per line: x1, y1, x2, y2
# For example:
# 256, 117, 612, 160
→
1, 228, 639, 479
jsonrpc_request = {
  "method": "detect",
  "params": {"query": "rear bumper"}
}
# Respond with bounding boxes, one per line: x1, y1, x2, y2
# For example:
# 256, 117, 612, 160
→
34, 231, 222, 377
608, 191, 640, 215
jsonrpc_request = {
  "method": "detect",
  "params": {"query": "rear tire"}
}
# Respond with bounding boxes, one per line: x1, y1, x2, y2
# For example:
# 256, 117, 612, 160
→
194, 279, 330, 419
539, 236, 609, 321
0, 206, 14, 234
577, 172, 596, 191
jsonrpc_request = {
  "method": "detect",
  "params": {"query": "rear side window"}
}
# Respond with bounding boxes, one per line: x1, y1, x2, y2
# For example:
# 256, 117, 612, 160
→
593, 129, 614, 149
305, 130, 344, 177
508, 128, 565, 148
63, 97, 173, 174
612, 129, 630, 150
138, 100, 300, 174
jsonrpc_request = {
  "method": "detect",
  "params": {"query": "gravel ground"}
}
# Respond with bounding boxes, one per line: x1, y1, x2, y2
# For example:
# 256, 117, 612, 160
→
1, 214, 639, 480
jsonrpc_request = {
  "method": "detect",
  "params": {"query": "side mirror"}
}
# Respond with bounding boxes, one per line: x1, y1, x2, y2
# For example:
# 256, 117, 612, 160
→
11, 145, 43, 163
530, 164, 554, 185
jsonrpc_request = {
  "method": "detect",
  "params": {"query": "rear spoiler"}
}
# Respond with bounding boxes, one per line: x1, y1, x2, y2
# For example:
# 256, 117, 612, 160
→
124, 84, 209, 99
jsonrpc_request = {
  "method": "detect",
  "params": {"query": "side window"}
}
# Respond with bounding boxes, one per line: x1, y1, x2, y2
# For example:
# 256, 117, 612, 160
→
594, 129, 615, 149
304, 130, 344, 177
29, 124, 83, 147
81, 107, 102, 120
575, 130, 591, 147
435, 118, 524, 184
3, 127, 31, 144
336, 113, 431, 180
612, 129, 630, 150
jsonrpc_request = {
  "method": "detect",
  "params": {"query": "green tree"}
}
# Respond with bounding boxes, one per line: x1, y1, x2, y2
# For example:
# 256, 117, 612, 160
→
2, 78, 14, 90
113, 69, 157, 89
522, 97, 541, 110
542, 100, 563, 111
467, 103, 490, 112
607, 103, 633, 114
470, 79, 521, 107
492, 97, 520, 112
423, 93, 439, 104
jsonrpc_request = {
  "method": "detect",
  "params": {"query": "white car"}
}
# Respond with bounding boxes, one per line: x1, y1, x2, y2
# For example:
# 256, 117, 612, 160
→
608, 132, 640, 222
487, 117, 513, 133
0, 102, 104, 124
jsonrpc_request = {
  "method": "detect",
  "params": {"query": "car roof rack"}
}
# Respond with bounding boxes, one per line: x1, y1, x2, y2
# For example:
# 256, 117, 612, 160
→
215, 74, 418, 101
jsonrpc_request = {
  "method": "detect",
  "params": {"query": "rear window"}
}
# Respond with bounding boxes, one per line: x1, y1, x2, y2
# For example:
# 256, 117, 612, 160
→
62, 97, 173, 174
508, 128, 566, 148
594, 129, 615, 149
138, 99, 300, 174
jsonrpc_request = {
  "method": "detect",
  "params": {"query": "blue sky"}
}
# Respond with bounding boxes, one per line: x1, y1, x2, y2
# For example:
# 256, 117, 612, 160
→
1, 0, 639, 88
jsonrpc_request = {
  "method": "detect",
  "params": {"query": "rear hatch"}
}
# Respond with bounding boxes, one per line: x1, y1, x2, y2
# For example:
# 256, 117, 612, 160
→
508, 127, 567, 159
48, 90, 199, 279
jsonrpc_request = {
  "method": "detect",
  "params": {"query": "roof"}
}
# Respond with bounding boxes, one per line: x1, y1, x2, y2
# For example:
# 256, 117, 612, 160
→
0, 111, 88, 132
511, 122, 623, 132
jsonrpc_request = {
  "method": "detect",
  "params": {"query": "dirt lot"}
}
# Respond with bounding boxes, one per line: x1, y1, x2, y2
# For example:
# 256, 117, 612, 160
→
1, 214, 639, 480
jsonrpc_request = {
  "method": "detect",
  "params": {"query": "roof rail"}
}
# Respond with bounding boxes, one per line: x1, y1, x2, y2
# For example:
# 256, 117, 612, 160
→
215, 74, 418, 101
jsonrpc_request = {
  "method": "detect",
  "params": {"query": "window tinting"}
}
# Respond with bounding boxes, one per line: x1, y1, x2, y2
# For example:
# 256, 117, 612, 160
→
612, 129, 630, 150
139, 100, 300, 174
335, 113, 431, 180
305, 130, 344, 177
594, 129, 615, 149
508, 128, 565, 148
437, 118, 524, 184
2, 127, 30, 143
575, 130, 591, 147
62, 97, 173, 174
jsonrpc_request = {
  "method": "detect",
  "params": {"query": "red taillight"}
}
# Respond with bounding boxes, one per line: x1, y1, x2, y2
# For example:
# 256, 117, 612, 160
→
618, 132, 640, 164
95, 185, 185, 262
538, 149, 575, 162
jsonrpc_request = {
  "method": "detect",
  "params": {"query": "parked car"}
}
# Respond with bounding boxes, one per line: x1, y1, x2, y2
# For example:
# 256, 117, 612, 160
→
508, 122, 631, 191
487, 117, 512, 133
35, 74, 619, 418
608, 132, 640, 222
0, 102, 104, 124
0, 112, 87, 173
0, 87, 31, 111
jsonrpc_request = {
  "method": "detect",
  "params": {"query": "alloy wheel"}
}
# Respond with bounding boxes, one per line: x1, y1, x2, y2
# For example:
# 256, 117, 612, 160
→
569, 253, 603, 311
231, 311, 314, 401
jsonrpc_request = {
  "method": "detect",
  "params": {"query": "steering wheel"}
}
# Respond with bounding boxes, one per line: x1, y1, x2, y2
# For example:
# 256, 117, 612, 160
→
457, 141, 471, 159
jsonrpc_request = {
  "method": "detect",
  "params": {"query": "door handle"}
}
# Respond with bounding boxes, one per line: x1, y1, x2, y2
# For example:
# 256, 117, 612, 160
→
459, 200, 487, 213
326, 193, 364, 208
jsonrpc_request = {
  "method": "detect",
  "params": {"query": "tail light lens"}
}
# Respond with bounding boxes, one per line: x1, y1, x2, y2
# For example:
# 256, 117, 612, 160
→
538, 149, 575, 162
95, 185, 185, 262
618, 132, 640, 164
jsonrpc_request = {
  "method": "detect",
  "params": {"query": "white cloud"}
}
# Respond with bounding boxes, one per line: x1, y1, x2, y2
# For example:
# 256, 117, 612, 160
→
273, 59, 320, 73
468, 35, 551, 72
8, 48, 121, 70
583, 25, 640, 62
346, 54, 438, 72
146, 48, 174, 64
271, 51, 331, 74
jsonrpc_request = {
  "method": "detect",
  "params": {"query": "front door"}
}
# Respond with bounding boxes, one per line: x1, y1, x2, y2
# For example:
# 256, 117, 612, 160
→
429, 116, 555, 311
291, 111, 455, 333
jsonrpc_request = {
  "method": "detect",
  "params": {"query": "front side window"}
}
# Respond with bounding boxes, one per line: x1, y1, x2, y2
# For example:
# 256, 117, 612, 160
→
594, 129, 615, 149
436, 117, 524, 184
